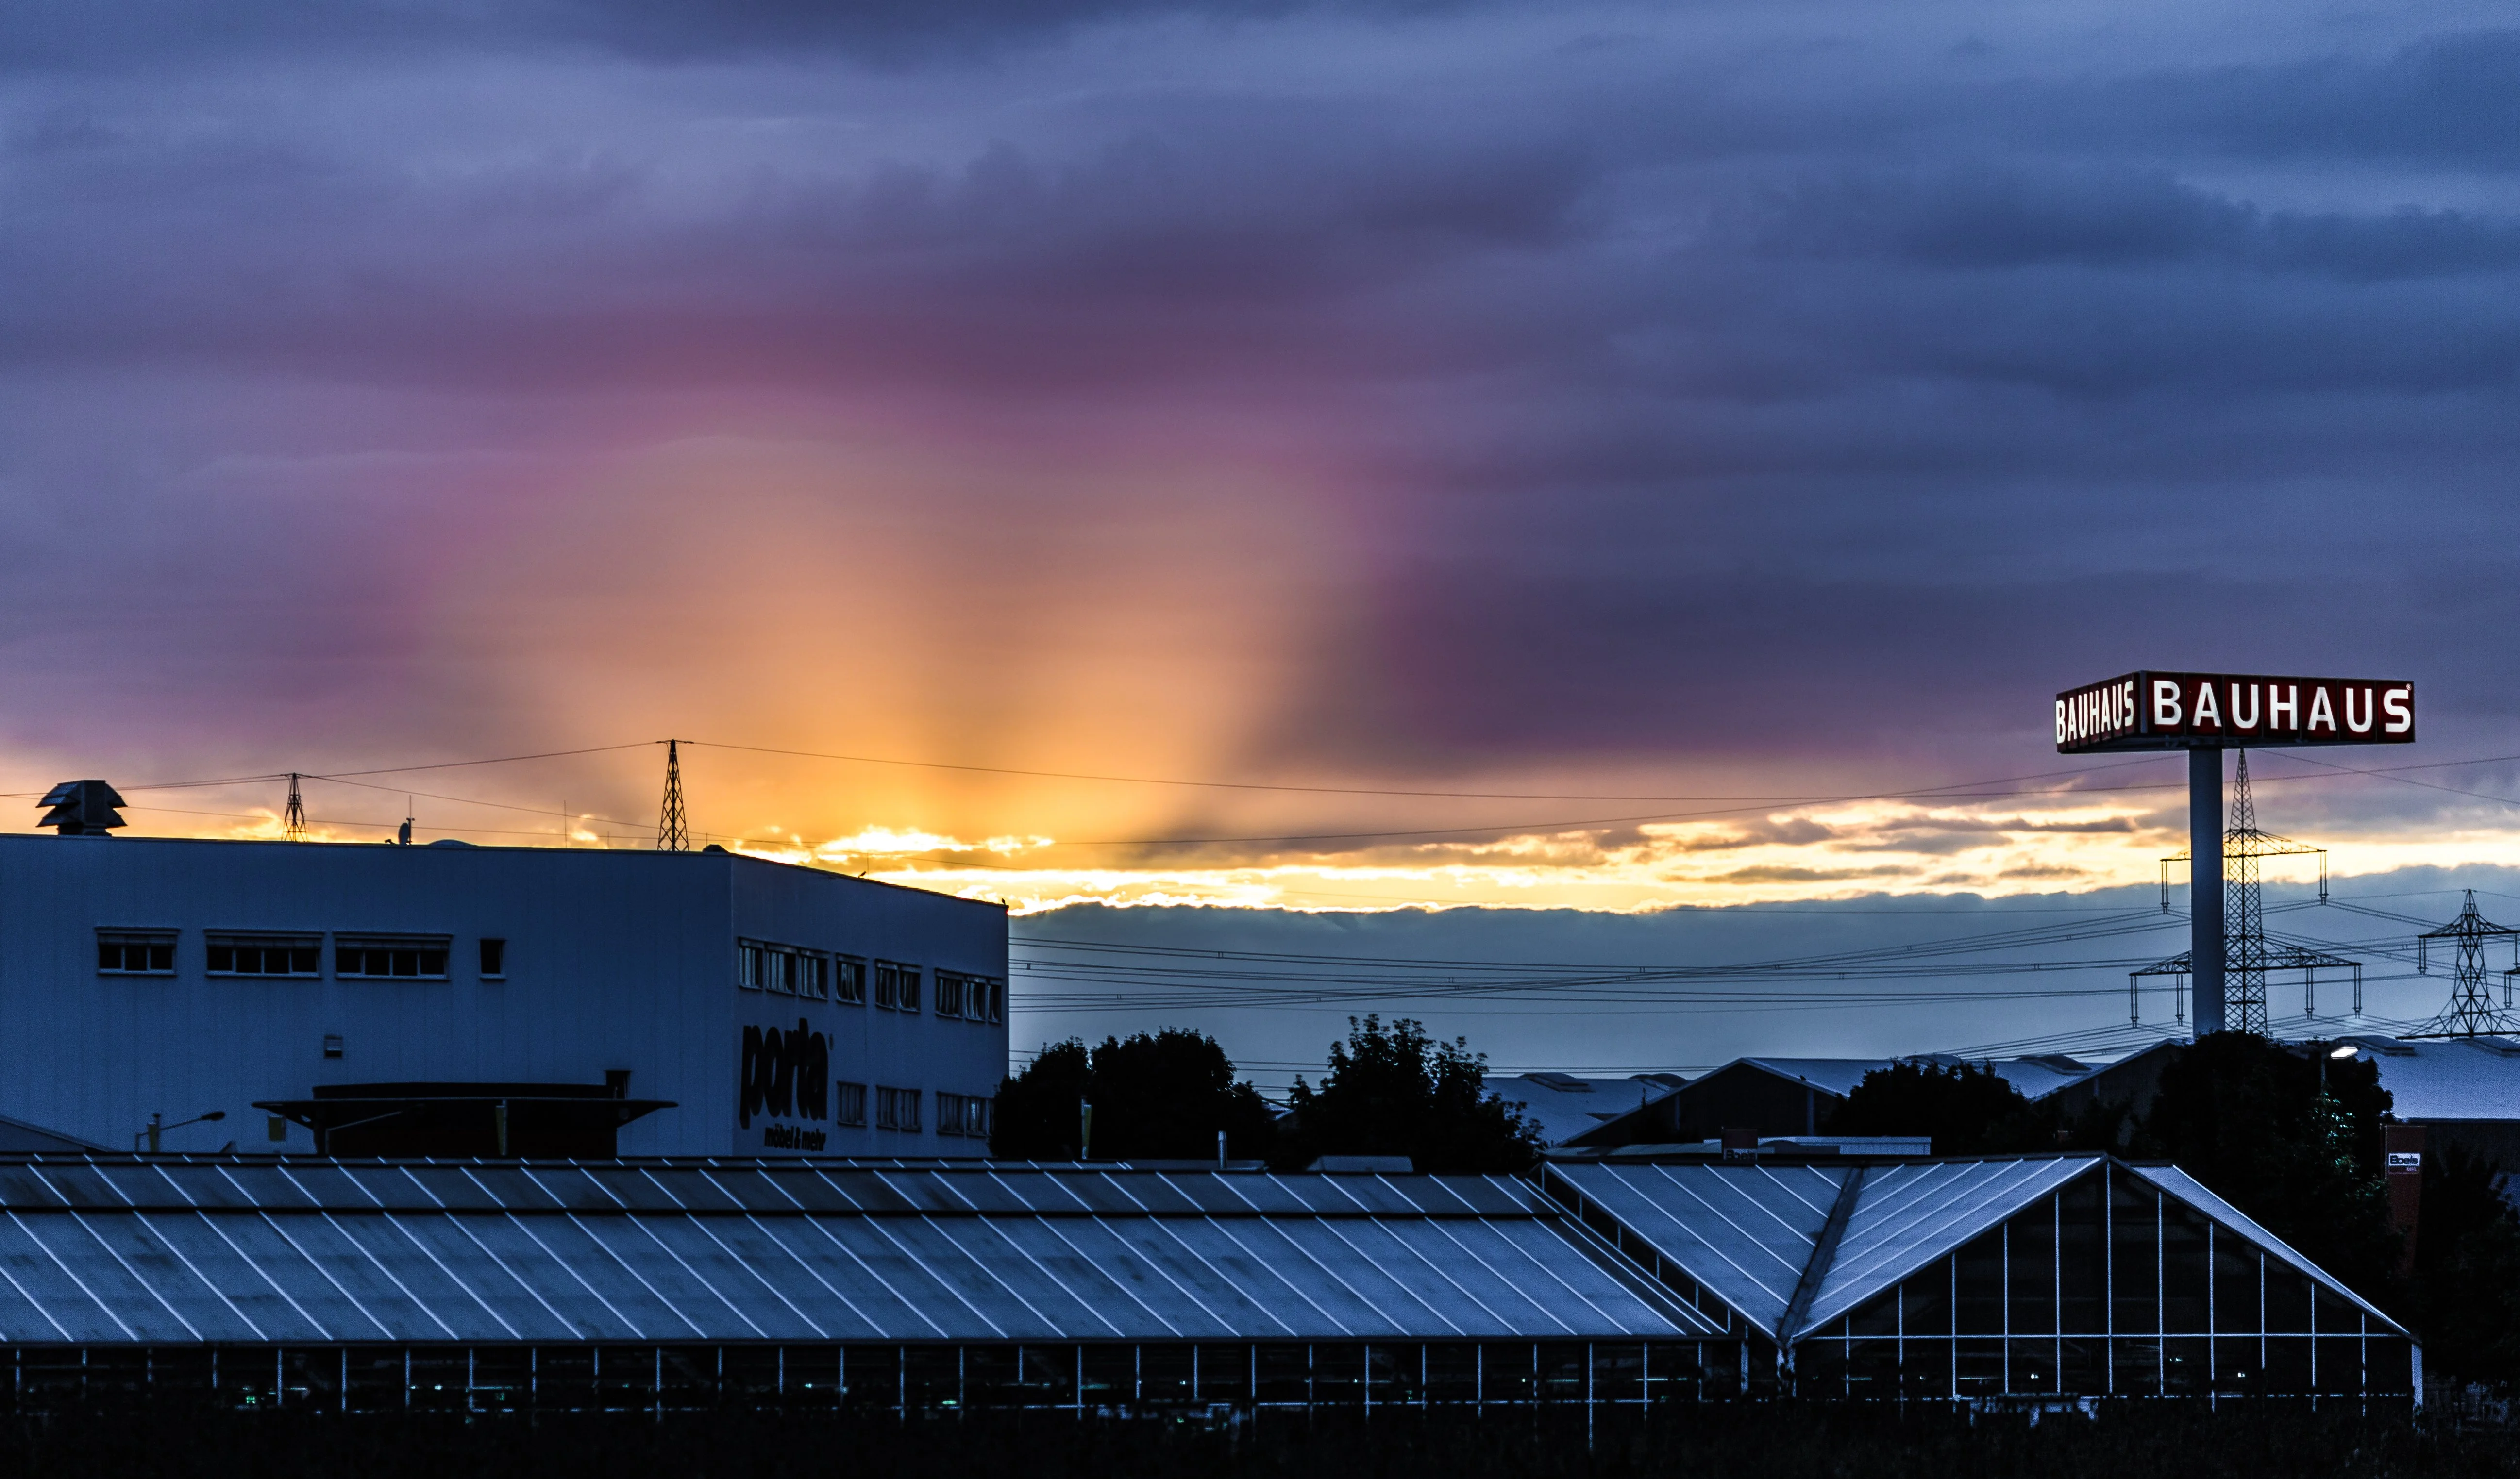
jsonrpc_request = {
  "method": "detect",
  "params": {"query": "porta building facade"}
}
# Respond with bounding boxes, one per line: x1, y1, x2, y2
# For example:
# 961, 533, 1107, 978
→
0, 834, 1008, 1157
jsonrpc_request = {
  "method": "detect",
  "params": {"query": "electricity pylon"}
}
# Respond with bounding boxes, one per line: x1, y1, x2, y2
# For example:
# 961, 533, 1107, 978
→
656, 740, 690, 852
2130, 751, 2357, 1034
2404, 890, 2520, 1039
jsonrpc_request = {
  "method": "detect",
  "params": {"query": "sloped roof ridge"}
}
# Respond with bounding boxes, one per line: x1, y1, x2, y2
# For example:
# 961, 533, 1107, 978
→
1793, 1155, 2099, 1338
1539, 1160, 1851, 1335
2128, 1164, 2410, 1337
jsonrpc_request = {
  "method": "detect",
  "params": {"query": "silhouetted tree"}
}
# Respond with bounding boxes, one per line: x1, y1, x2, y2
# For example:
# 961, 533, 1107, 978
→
991, 1039, 1092, 1159
1277, 1015, 1541, 1173
2410, 1143, 2520, 1390
1827, 1061, 2049, 1154
2134, 1031, 2398, 1299
991, 1030, 1275, 1161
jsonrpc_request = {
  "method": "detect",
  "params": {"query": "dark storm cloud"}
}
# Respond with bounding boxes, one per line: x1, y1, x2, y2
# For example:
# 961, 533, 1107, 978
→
0, 0, 1436, 71
1753, 167, 2520, 280
2111, 29, 2520, 167
0, 102, 1589, 395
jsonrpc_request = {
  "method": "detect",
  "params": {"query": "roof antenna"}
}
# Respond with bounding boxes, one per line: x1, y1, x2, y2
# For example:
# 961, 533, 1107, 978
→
283, 773, 307, 842
657, 740, 690, 852
397, 798, 414, 847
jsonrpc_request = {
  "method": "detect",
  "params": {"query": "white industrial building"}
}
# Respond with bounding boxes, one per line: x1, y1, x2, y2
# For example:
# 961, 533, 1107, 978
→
0, 827, 1008, 1158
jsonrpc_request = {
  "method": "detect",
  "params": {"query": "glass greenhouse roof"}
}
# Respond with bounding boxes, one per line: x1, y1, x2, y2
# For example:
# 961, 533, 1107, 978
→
0, 1158, 1722, 1346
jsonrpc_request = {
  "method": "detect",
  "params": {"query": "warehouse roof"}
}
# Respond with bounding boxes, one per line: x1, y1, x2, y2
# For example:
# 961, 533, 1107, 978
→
2334, 1034, 2520, 1120
1566, 1053, 2103, 1151
1483, 1074, 1682, 1146
0, 1157, 1718, 1346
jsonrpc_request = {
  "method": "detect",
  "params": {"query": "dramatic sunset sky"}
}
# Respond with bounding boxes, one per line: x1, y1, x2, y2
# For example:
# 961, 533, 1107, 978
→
6, 1, 2520, 1078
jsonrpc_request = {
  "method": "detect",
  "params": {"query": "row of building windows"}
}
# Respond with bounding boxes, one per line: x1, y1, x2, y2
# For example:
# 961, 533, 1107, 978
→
0, 1334, 2415, 1413
0, 1342, 1760, 1413
791, 1085, 990, 1136
98, 931, 503, 981
737, 941, 1003, 1023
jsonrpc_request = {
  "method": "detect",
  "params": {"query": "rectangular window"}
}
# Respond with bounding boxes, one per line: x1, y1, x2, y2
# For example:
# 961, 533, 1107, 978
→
2213, 1232, 2262, 1341
2112, 1173, 2160, 1335
1954, 1230, 2003, 1336
2058, 1177, 2106, 1334
2008, 1198, 2057, 1336
479, 938, 506, 978
97, 930, 176, 976
931, 973, 1006, 1024
834, 1082, 868, 1127
874, 962, 921, 1013
739, 940, 827, 998
936, 1092, 993, 1138
205, 933, 321, 978
2162, 1202, 2211, 1334
834, 957, 866, 1005
874, 1086, 921, 1132
335, 936, 452, 980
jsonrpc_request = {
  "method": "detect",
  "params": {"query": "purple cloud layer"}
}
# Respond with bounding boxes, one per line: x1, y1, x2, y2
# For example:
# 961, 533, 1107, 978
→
4, 2, 2520, 847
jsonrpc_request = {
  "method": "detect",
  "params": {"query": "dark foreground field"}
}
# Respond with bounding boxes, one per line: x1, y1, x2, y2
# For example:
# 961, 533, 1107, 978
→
0, 1404, 2505, 1479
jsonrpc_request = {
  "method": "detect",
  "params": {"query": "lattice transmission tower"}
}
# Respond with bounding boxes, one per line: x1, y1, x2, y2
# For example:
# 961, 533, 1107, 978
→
2129, 751, 2358, 1034
2403, 890, 2520, 1039
656, 739, 690, 852
283, 773, 307, 842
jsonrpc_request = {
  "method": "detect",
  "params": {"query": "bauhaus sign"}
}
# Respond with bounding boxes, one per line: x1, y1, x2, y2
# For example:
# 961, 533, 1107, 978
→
2056, 672, 2413, 753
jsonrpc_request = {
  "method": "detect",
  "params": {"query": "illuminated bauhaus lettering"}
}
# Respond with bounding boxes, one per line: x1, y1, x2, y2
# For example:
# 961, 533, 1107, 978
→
2056, 672, 2413, 753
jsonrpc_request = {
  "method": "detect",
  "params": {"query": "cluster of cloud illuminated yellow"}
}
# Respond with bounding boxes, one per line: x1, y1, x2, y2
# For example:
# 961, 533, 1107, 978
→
91, 774, 2520, 918
720, 793, 2494, 914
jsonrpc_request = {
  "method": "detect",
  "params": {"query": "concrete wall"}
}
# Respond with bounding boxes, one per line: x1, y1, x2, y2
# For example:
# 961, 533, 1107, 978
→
0, 835, 1007, 1157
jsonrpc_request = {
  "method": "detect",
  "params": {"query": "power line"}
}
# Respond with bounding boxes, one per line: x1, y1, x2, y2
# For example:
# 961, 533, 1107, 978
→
683, 739, 2178, 803
2256, 748, 2520, 811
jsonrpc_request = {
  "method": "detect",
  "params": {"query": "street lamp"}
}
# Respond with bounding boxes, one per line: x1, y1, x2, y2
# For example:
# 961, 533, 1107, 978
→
2318, 1042, 2358, 1097
135, 1110, 226, 1153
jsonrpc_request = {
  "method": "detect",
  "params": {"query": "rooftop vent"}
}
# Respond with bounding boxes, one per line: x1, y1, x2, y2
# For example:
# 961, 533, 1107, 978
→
37, 780, 126, 836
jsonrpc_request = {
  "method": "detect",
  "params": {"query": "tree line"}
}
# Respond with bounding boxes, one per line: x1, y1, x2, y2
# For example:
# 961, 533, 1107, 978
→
991, 1016, 1542, 1173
